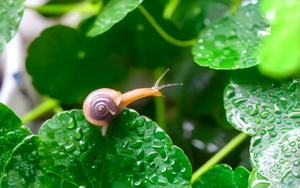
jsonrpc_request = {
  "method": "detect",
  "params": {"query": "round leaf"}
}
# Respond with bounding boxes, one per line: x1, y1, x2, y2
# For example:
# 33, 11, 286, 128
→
0, 0, 25, 53
26, 25, 132, 103
224, 70, 300, 187
192, 164, 250, 188
192, 3, 269, 69
38, 108, 192, 187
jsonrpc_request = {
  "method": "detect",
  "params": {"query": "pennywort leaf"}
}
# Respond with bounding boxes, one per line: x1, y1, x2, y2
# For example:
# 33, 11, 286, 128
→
26, 25, 133, 103
224, 71, 300, 187
1, 103, 192, 187
192, 164, 250, 188
192, 3, 269, 69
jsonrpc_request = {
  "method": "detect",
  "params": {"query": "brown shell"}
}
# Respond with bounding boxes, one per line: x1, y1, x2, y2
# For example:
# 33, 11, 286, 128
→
83, 88, 122, 126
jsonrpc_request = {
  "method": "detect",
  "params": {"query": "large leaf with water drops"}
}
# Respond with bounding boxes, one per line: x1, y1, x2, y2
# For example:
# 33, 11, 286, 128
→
258, 0, 300, 78
0, 103, 52, 187
87, 0, 143, 37
192, 3, 269, 69
0, 0, 25, 53
224, 70, 300, 187
38, 108, 192, 187
192, 164, 250, 188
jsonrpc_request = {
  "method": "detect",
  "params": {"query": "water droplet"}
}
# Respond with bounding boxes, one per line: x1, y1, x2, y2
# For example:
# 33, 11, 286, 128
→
233, 98, 248, 107
261, 94, 267, 99
136, 149, 144, 159
260, 111, 270, 119
279, 158, 285, 164
250, 104, 259, 116
266, 124, 275, 132
67, 118, 75, 129
146, 152, 159, 162
143, 135, 151, 142
137, 128, 145, 136
294, 171, 300, 179
65, 143, 76, 153
149, 174, 158, 183
254, 117, 260, 124
157, 176, 168, 186
130, 140, 143, 149
153, 139, 161, 146
282, 146, 289, 153
73, 150, 81, 157
260, 129, 266, 135
154, 128, 165, 139
269, 131, 277, 137
294, 160, 300, 166
79, 140, 86, 151
290, 141, 296, 147
284, 152, 291, 157
276, 119, 282, 124
291, 148, 297, 153
74, 128, 83, 140
277, 164, 282, 169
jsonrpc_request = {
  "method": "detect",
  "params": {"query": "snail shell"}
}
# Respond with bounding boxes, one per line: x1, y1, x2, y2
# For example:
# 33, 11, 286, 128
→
83, 88, 122, 126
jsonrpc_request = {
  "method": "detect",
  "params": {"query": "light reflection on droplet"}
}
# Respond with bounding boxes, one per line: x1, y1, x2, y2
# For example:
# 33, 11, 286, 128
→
207, 142, 219, 153
191, 139, 205, 150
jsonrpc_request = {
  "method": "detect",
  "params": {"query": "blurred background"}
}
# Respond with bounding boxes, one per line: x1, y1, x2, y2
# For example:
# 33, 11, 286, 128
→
0, 0, 252, 171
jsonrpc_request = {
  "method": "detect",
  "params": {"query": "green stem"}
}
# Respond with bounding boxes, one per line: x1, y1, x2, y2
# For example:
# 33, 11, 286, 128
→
138, 5, 196, 47
46, 170, 79, 187
163, 0, 181, 19
230, 0, 243, 14
21, 98, 61, 124
190, 132, 249, 184
25, 1, 102, 15
153, 68, 167, 131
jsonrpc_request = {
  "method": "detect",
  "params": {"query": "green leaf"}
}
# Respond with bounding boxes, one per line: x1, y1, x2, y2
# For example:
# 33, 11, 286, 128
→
0, 0, 25, 53
26, 25, 133, 103
87, 0, 143, 37
192, 164, 250, 188
258, 0, 300, 78
224, 71, 300, 187
0, 103, 50, 187
38, 108, 192, 187
192, 3, 269, 69
1, 102, 192, 187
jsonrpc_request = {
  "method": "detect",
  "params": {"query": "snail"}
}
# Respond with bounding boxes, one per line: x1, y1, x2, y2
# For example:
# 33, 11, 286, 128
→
83, 68, 182, 135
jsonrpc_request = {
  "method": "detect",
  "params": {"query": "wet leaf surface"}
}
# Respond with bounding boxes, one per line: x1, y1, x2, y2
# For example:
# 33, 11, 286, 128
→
0, 0, 25, 53
192, 3, 269, 69
0, 103, 51, 187
0, 103, 192, 187
224, 70, 300, 187
192, 164, 250, 188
